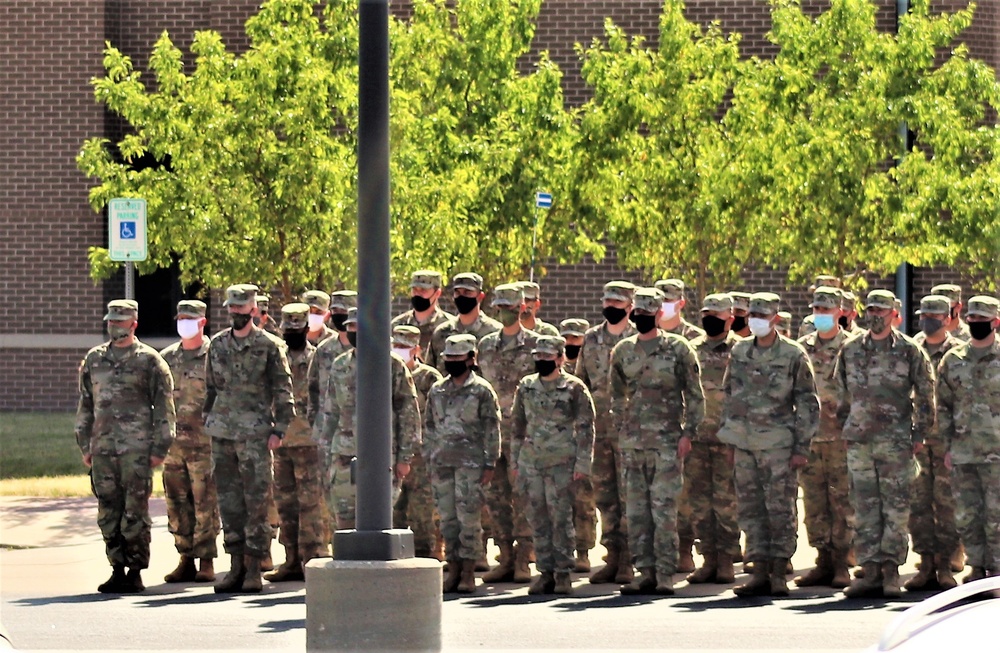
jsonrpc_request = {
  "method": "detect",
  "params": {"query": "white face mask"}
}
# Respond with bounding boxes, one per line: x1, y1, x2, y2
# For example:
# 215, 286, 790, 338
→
392, 347, 413, 362
177, 319, 202, 340
748, 317, 773, 338
661, 301, 679, 319
308, 313, 326, 331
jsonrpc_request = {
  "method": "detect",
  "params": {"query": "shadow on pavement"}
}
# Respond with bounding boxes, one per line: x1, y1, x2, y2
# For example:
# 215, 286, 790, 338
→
137, 592, 235, 607
787, 597, 914, 613
11, 593, 122, 606
671, 595, 774, 611
258, 618, 305, 633
247, 594, 305, 608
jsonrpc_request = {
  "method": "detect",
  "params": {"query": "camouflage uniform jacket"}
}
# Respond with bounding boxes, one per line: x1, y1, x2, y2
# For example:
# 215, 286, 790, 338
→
798, 328, 852, 442
834, 329, 934, 446
392, 306, 455, 352
322, 350, 420, 465
203, 326, 295, 440
283, 343, 317, 447
937, 339, 1000, 465
717, 335, 819, 457
664, 318, 706, 342
424, 372, 502, 469
308, 325, 337, 347
950, 321, 972, 343
410, 361, 444, 416
307, 335, 351, 428
913, 331, 962, 447
160, 339, 211, 450
510, 371, 596, 476
76, 340, 176, 458
426, 312, 503, 372
575, 321, 637, 431
477, 327, 540, 442
690, 330, 741, 444
610, 332, 705, 452
524, 319, 560, 337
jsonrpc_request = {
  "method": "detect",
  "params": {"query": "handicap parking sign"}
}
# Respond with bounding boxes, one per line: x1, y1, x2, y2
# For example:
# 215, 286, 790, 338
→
120, 221, 136, 240
108, 199, 147, 261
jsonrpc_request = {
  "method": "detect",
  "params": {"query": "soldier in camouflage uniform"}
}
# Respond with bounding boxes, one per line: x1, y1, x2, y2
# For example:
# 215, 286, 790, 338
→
798, 275, 841, 339
612, 288, 705, 595
560, 318, 597, 572
905, 295, 963, 591
577, 281, 637, 584
425, 334, 502, 593
794, 287, 853, 589
932, 283, 972, 342
302, 290, 337, 346
477, 283, 539, 583
840, 291, 863, 335
729, 291, 752, 339
776, 312, 793, 339
518, 281, 560, 337
425, 272, 503, 372
204, 284, 295, 594
718, 292, 819, 597
392, 270, 455, 352
321, 308, 421, 532
392, 324, 445, 559
76, 299, 176, 594
266, 303, 328, 582
836, 289, 935, 599
511, 336, 596, 595
937, 295, 1000, 583
685, 293, 741, 585
255, 294, 281, 337
160, 300, 220, 584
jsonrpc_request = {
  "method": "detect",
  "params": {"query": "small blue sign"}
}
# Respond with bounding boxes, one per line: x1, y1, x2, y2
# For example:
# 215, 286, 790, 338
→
535, 192, 553, 209
120, 221, 136, 239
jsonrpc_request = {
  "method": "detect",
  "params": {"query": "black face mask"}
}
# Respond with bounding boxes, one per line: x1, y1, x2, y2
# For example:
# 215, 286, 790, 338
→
410, 295, 432, 312
230, 313, 253, 330
969, 321, 994, 341
602, 306, 628, 325
283, 329, 308, 351
919, 317, 944, 336
346, 331, 357, 348
330, 313, 348, 332
838, 315, 849, 329
630, 311, 657, 334
701, 315, 728, 338
454, 295, 479, 315
731, 315, 748, 332
564, 344, 581, 360
444, 359, 470, 378
534, 359, 557, 377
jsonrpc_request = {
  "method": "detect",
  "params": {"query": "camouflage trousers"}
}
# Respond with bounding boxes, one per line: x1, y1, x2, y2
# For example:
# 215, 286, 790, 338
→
685, 442, 740, 556
212, 437, 273, 558
733, 447, 798, 561
432, 466, 486, 561
572, 476, 597, 551
951, 463, 1000, 570
273, 444, 329, 562
519, 462, 576, 573
622, 448, 682, 577
163, 444, 220, 559
798, 439, 853, 553
909, 443, 959, 557
328, 458, 356, 530
593, 426, 628, 550
90, 452, 153, 569
486, 448, 533, 545
846, 440, 915, 566
393, 452, 440, 556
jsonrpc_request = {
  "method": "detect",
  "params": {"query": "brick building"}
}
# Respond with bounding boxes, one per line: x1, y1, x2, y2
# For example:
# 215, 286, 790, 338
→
2, 0, 996, 410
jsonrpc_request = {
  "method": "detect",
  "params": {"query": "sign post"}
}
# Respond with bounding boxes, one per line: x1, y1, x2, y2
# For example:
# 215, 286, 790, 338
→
530, 192, 553, 282
108, 198, 148, 301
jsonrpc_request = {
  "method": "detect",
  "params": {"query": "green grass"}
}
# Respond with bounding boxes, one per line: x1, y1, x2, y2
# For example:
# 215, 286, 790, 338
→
0, 412, 81, 479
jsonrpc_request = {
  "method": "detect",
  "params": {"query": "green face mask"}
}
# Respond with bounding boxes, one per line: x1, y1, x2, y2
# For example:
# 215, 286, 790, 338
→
497, 308, 521, 327
107, 323, 132, 342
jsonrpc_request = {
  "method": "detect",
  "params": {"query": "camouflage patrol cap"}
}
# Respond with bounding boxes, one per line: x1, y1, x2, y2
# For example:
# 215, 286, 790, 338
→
344, 307, 358, 325
442, 333, 477, 357
519, 281, 541, 300
452, 272, 484, 292
603, 280, 636, 302
749, 292, 781, 316
654, 278, 685, 301
223, 284, 259, 307
410, 270, 444, 290
701, 293, 733, 313
559, 318, 591, 337
330, 290, 358, 311
966, 295, 999, 319
280, 302, 310, 330
813, 275, 842, 289
255, 294, 270, 312
633, 287, 666, 313
866, 289, 897, 310
809, 286, 842, 310
302, 290, 331, 311
777, 311, 792, 331
533, 335, 566, 357
104, 299, 138, 321
175, 300, 207, 319
491, 283, 524, 307
841, 290, 857, 311
392, 325, 421, 348
916, 295, 952, 316
730, 291, 751, 312
931, 284, 963, 305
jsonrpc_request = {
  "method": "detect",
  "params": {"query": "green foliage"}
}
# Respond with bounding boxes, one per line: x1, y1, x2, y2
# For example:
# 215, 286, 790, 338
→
0, 413, 79, 479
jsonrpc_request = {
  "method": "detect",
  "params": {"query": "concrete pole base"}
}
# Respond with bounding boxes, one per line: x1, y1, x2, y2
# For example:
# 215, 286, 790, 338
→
305, 557, 442, 652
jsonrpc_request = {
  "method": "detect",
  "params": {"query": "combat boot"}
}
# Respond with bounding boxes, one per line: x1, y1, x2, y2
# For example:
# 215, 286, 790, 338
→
195, 558, 215, 582
830, 550, 851, 589
260, 544, 274, 572
794, 549, 833, 587
475, 535, 490, 572
214, 553, 246, 594
443, 558, 462, 593
733, 560, 770, 597
456, 559, 477, 594
951, 544, 966, 572
936, 554, 957, 590
686, 552, 717, 584
715, 553, 736, 584
120, 568, 145, 593
528, 571, 555, 595
264, 546, 304, 582
678, 538, 696, 574
522, 539, 536, 564
903, 555, 937, 591
164, 555, 197, 583
620, 567, 657, 595
98, 565, 127, 593
844, 562, 882, 598
655, 572, 675, 595
770, 558, 790, 597
589, 544, 619, 584
553, 571, 573, 595
963, 566, 986, 584
881, 562, 902, 598
513, 541, 532, 583
614, 542, 635, 584
574, 549, 591, 573
241, 555, 263, 593
482, 541, 515, 583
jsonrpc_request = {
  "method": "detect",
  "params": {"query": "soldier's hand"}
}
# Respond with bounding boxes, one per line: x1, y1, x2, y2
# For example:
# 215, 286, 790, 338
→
82, 453, 92, 468
510, 467, 518, 482
480, 468, 494, 486
395, 462, 411, 480
789, 454, 809, 470
944, 451, 953, 471
725, 447, 735, 466
572, 472, 588, 482
912, 441, 924, 456
268, 434, 282, 451
677, 436, 692, 460
149, 456, 165, 468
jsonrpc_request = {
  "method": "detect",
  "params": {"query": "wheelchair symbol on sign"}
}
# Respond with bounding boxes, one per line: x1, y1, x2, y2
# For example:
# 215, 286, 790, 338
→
120, 221, 136, 239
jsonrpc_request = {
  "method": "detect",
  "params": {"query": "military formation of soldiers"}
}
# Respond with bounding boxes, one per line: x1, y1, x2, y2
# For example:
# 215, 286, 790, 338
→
75, 271, 1000, 599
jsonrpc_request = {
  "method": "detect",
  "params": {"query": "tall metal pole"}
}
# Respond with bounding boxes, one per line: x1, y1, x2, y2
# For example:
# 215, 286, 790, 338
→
895, 0, 913, 334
